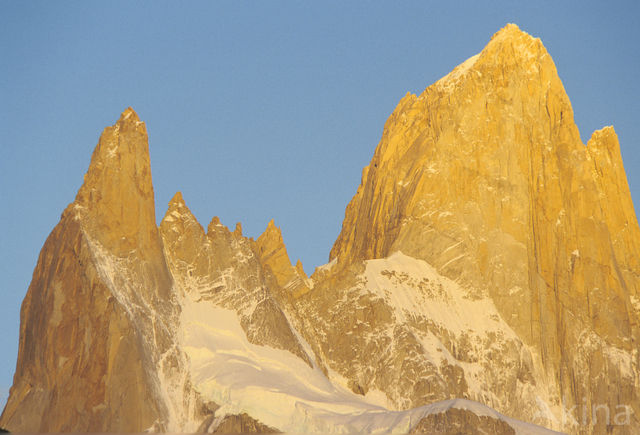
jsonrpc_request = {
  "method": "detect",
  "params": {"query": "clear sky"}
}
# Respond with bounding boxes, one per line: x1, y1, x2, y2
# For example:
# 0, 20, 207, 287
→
1, 1, 639, 408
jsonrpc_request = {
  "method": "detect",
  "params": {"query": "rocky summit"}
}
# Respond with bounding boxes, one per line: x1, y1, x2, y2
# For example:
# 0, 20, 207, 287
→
1, 24, 638, 434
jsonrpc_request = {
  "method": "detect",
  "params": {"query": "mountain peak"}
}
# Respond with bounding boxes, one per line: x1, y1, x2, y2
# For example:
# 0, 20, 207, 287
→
331, 23, 576, 266
328, 23, 640, 432
587, 126, 624, 170
492, 23, 527, 38
488, 23, 540, 49
76, 108, 150, 189
257, 219, 284, 249
160, 191, 202, 233
113, 107, 146, 136
73, 109, 158, 257
207, 216, 230, 236
483, 23, 548, 66
168, 191, 186, 209
431, 24, 549, 96
118, 106, 141, 122
233, 222, 243, 237
589, 125, 617, 143
254, 219, 311, 297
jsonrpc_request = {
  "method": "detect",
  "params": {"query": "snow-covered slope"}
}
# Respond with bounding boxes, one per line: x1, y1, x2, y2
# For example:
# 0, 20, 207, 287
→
176, 263, 559, 434
327, 22, 640, 434
284, 250, 567, 430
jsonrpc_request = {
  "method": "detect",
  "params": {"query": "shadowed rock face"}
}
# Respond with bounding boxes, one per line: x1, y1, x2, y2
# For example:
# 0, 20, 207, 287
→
409, 407, 516, 435
209, 413, 280, 433
193, 402, 279, 433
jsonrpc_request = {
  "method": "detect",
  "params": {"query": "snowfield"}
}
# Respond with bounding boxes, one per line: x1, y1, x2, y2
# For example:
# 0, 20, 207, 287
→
176, 251, 561, 434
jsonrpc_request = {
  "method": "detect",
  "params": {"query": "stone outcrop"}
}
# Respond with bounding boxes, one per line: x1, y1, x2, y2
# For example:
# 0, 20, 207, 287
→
254, 220, 311, 300
193, 402, 279, 433
409, 407, 516, 434
159, 194, 312, 366
0, 109, 180, 431
209, 413, 280, 433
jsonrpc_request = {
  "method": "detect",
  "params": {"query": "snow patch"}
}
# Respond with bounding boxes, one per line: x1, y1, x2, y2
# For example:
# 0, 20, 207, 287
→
180, 294, 557, 433
315, 257, 337, 274
435, 54, 480, 92
361, 251, 516, 336
86, 234, 561, 433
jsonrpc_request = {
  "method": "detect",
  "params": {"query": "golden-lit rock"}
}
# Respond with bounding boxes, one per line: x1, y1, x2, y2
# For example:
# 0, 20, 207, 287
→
0, 108, 179, 431
254, 219, 311, 299
159, 197, 312, 366
409, 407, 516, 435
324, 23, 640, 432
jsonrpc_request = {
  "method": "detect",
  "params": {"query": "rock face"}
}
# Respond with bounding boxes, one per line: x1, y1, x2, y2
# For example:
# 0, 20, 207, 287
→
158, 193, 312, 366
322, 23, 640, 433
292, 252, 541, 417
0, 109, 180, 431
209, 413, 280, 433
2, 24, 639, 435
409, 407, 516, 435
254, 219, 311, 300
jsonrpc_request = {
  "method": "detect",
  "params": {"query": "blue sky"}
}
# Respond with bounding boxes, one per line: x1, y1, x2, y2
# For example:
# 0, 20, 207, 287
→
1, 1, 639, 407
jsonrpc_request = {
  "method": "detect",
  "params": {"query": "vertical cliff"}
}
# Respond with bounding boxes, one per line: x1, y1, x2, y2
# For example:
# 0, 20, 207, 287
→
0, 109, 179, 431
325, 24, 640, 432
